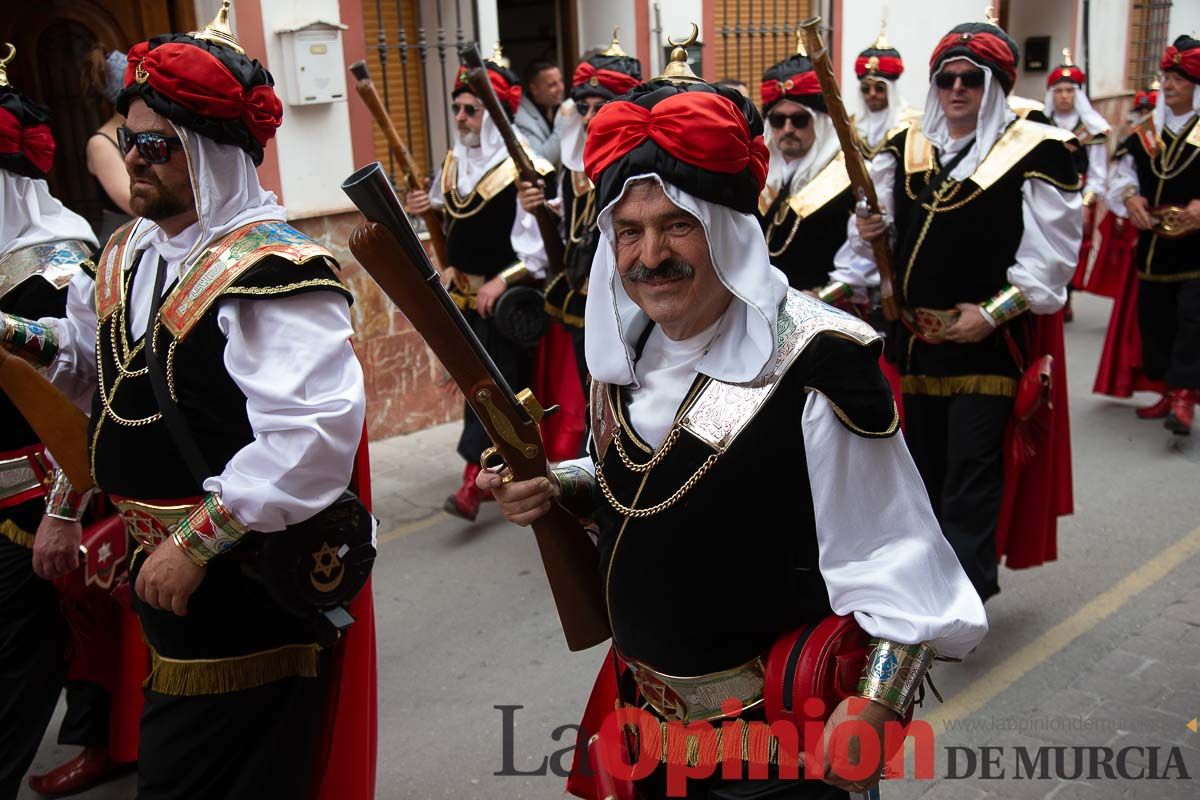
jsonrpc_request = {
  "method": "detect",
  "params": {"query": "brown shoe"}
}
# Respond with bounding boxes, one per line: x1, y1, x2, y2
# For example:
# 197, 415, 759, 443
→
1165, 389, 1195, 435
28, 747, 121, 797
1136, 394, 1171, 419
444, 462, 483, 521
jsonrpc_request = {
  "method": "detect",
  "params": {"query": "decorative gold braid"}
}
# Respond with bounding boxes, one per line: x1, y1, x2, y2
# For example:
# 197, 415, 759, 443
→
1150, 119, 1200, 181
220, 278, 347, 298
1139, 268, 1200, 282
596, 452, 718, 518
1023, 170, 1083, 191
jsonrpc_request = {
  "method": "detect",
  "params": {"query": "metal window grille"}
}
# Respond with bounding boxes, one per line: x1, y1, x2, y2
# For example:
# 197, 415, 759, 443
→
364, 0, 478, 189
1127, 0, 1173, 92
714, 0, 815, 108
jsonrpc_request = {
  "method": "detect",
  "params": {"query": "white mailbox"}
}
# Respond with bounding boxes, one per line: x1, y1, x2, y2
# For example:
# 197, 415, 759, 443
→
276, 20, 349, 106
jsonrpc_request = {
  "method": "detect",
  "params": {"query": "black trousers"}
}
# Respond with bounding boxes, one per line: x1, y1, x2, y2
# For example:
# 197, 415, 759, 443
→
635, 762, 850, 800
59, 681, 111, 747
457, 309, 530, 463
902, 393, 1013, 601
136, 670, 329, 800
1138, 278, 1200, 389
0, 531, 67, 800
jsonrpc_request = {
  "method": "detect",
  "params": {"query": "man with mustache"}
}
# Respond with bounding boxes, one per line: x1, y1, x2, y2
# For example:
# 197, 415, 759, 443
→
1105, 35, 1200, 435
0, 8, 375, 797
830, 18, 1082, 601
756, 43, 857, 294
406, 49, 554, 521
480, 53, 986, 798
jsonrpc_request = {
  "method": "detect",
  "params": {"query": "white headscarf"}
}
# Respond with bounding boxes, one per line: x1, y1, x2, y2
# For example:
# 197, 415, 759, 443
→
559, 99, 585, 173
585, 174, 789, 387
855, 78, 909, 149
923, 56, 1014, 181
1154, 81, 1200, 137
764, 108, 841, 195
0, 172, 98, 259
126, 121, 284, 283
1043, 82, 1110, 136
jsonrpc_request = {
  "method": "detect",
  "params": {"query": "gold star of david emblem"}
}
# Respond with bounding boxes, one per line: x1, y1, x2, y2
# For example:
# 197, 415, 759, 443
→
312, 542, 342, 578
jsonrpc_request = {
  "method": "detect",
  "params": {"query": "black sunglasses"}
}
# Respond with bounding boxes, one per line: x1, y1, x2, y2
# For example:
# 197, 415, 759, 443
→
451, 102, 481, 117
117, 127, 183, 164
860, 81, 887, 95
935, 69, 986, 90
580, 100, 606, 115
768, 111, 812, 130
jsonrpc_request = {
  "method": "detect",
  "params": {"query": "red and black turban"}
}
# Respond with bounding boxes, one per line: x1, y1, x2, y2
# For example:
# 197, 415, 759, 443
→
855, 45, 904, 82
454, 60, 523, 117
570, 52, 643, 103
1133, 86, 1158, 112
1047, 61, 1085, 89
930, 22, 1019, 95
117, 34, 282, 166
1161, 35, 1200, 84
0, 87, 54, 180
584, 81, 768, 215
760, 53, 824, 114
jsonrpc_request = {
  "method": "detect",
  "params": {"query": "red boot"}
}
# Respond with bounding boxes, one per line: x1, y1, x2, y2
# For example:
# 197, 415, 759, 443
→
444, 463, 484, 521
1165, 389, 1195, 435
28, 746, 122, 797
1136, 394, 1172, 419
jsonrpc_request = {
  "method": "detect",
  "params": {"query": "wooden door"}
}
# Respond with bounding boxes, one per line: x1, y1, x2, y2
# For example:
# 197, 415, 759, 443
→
0, 0, 196, 228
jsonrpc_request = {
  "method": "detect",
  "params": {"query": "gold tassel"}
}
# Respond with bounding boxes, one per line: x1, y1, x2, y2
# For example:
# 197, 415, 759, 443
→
145, 642, 320, 696
0, 519, 36, 549
901, 374, 1017, 398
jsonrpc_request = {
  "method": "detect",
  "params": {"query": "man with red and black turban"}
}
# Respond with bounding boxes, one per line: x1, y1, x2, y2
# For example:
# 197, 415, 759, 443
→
830, 18, 1082, 602
480, 46, 986, 799
1105, 35, 1200, 435
756, 45, 857, 292
406, 46, 554, 521
853, 25, 917, 157
0, 6, 377, 799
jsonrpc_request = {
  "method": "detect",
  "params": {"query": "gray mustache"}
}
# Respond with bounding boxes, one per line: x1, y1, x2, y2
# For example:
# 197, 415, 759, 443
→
625, 258, 695, 283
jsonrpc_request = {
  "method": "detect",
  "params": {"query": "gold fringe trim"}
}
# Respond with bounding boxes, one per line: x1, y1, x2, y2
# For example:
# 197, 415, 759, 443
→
145, 642, 320, 696
901, 374, 1017, 398
0, 518, 35, 549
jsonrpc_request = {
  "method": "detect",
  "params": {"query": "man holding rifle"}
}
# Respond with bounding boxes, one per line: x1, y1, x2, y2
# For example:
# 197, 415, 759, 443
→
481, 45, 987, 798
0, 8, 376, 798
834, 18, 1081, 600
406, 50, 554, 521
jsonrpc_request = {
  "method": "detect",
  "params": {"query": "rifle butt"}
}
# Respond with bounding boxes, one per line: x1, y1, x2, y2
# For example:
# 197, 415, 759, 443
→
0, 354, 93, 490
531, 505, 610, 651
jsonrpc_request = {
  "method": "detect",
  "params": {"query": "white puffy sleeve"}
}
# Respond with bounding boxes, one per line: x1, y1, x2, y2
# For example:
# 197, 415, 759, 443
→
203, 290, 366, 532
512, 200, 550, 279
803, 391, 987, 659
1083, 139, 1109, 205
1104, 152, 1137, 219
1006, 177, 1083, 313
42, 268, 100, 412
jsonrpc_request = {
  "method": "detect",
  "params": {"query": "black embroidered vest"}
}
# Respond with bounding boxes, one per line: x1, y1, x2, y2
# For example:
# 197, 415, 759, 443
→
545, 170, 598, 328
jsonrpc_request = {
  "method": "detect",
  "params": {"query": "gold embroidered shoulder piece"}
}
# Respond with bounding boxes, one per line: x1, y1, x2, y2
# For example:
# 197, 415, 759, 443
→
0, 239, 92, 300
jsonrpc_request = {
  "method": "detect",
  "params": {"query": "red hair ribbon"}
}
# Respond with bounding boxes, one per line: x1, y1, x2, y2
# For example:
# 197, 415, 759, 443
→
455, 66, 523, 114
855, 55, 904, 79
125, 42, 283, 146
0, 108, 55, 174
930, 31, 1016, 87
1161, 45, 1200, 79
1047, 65, 1085, 88
759, 71, 821, 107
583, 91, 769, 191
571, 62, 641, 95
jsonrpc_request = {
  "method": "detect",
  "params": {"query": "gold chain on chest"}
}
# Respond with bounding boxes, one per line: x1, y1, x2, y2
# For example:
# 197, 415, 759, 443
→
765, 198, 804, 257
1150, 125, 1200, 181
567, 188, 597, 245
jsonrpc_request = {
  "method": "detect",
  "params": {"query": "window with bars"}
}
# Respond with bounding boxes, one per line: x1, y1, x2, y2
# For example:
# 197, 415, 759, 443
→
1126, 0, 1173, 92
712, 0, 815, 108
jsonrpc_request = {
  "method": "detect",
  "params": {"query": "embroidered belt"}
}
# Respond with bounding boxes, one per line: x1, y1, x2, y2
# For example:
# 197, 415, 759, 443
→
627, 655, 766, 723
900, 306, 962, 344
1149, 205, 1195, 239
0, 445, 52, 509
110, 495, 198, 551
448, 273, 488, 311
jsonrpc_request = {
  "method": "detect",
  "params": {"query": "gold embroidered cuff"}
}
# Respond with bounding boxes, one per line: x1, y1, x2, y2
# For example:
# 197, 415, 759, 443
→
1082, 191, 1098, 208
980, 285, 1029, 326
817, 281, 854, 304
857, 638, 937, 716
1122, 185, 1139, 201
0, 312, 59, 367
499, 261, 529, 287
45, 469, 93, 522
172, 493, 249, 566
550, 465, 597, 518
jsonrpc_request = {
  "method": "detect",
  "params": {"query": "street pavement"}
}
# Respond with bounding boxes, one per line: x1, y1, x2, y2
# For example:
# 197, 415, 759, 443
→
20, 291, 1200, 799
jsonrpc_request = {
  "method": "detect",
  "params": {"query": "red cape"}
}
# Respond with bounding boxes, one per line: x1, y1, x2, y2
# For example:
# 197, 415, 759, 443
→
995, 312, 1073, 569
534, 322, 587, 462
1093, 246, 1164, 398
314, 429, 378, 800
1081, 213, 1137, 300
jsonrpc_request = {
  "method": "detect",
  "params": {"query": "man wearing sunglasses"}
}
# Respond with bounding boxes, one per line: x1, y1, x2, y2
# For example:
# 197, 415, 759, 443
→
756, 45, 856, 293
521, 39, 643, 400
405, 52, 554, 521
852, 26, 917, 159
0, 11, 376, 799
825, 19, 1081, 603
